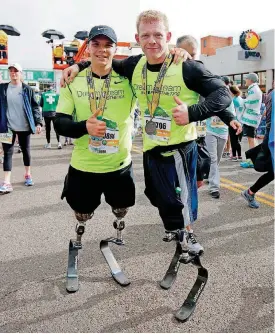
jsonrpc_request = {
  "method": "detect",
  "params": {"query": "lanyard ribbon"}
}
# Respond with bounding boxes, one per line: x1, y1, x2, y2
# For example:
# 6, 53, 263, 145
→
86, 68, 112, 117
141, 53, 173, 119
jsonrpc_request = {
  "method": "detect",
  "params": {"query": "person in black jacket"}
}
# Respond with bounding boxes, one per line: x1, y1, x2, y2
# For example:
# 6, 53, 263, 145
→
0, 63, 42, 194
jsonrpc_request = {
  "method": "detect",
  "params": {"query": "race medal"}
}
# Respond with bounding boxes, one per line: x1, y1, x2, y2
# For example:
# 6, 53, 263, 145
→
145, 120, 157, 135
86, 69, 112, 152
141, 54, 173, 139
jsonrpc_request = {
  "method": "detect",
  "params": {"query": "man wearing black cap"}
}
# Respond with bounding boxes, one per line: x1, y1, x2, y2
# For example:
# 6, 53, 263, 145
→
55, 25, 136, 238
54, 25, 140, 288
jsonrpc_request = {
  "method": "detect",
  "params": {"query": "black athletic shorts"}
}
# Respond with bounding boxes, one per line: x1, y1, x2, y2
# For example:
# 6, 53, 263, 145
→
61, 164, 135, 214
242, 124, 257, 138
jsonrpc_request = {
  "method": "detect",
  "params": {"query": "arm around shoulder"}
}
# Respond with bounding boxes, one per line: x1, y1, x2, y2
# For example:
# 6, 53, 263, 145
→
183, 61, 232, 122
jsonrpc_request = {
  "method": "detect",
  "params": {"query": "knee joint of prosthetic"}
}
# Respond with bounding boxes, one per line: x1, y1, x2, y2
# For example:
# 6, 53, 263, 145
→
112, 208, 128, 241
74, 212, 94, 242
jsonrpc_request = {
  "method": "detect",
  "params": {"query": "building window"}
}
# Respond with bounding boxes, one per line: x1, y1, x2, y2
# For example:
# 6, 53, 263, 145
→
233, 74, 242, 85
241, 74, 246, 87
203, 39, 207, 47
228, 75, 234, 83
258, 71, 266, 86
39, 81, 55, 92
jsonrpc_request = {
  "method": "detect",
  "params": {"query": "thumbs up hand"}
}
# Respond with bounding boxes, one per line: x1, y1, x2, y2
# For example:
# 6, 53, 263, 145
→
86, 109, 106, 137
171, 96, 189, 125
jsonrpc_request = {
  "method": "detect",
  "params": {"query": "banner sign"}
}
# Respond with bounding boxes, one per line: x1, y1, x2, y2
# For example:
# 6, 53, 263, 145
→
0, 68, 54, 82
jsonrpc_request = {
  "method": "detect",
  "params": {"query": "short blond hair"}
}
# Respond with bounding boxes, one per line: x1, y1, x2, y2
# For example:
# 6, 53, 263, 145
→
136, 10, 169, 32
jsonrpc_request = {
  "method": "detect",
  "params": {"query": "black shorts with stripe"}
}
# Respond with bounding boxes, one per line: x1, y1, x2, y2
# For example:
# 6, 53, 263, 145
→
143, 141, 198, 231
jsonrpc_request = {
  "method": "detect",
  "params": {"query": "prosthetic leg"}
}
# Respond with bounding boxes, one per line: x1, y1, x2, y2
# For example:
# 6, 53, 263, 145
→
160, 229, 208, 322
66, 212, 93, 292
100, 208, 130, 287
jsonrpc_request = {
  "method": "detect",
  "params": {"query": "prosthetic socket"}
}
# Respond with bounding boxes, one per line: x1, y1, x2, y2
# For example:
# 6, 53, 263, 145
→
74, 208, 128, 244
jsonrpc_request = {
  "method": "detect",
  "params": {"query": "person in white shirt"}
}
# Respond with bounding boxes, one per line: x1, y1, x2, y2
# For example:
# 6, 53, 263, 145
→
240, 73, 262, 168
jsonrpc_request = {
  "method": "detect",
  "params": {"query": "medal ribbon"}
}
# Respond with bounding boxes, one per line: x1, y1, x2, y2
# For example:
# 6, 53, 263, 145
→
86, 67, 112, 116
141, 53, 173, 119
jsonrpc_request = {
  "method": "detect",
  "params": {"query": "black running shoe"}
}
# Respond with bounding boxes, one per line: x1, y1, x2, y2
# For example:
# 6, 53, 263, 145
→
211, 191, 220, 199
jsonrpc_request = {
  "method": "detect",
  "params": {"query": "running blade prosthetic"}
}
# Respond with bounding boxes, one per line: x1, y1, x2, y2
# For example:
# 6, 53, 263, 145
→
160, 231, 208, 322
100, 219, 130, 287
66, 239, 81, 292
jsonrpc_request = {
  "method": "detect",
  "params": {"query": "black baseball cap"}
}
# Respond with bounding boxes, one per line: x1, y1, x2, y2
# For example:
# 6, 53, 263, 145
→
88, 25, 117, 44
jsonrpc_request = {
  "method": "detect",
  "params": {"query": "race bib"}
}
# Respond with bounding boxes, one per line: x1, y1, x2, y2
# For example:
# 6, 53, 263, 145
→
88, 118, 119, 154
144, 107, 171, 142
0, 130, 13, 144
211, 116, 225, 128
196, 121, 206, 137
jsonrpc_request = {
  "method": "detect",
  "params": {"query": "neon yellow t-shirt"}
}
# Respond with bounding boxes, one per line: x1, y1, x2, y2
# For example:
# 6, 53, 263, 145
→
132, 57, 199, 152
56, 68, 136, 173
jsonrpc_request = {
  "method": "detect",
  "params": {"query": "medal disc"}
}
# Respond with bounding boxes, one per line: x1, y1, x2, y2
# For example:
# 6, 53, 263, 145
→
145, 120, 157, 135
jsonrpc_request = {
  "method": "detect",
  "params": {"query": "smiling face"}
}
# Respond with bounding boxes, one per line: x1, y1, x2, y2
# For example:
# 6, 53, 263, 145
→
88, 35, 116, 68
135, 19, 171, 64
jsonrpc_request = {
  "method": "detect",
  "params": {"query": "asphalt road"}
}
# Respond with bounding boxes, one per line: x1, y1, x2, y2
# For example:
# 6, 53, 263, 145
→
0, 134, 274, 333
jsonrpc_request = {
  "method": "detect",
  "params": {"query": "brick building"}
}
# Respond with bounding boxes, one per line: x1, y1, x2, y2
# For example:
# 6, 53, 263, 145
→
201, 36, 233, 56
